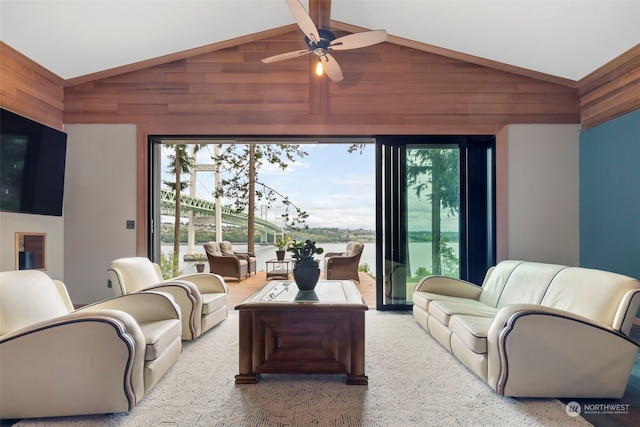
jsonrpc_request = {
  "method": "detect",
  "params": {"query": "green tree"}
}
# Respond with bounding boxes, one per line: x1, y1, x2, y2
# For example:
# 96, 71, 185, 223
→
159, 251, 181, 279
212, 143, 309, 253
164, 144, 202, 276
406, 148, 459, 275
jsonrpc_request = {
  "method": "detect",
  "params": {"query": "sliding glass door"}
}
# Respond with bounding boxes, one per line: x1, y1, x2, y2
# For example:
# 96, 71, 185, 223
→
376, 136, 495, 310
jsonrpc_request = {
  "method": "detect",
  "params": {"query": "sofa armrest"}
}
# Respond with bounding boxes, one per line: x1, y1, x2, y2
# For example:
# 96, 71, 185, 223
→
0, 309, 147, 418
232, 251, 255, 258
614, 288, 640, 335
175, 273, 228, 294
324, 252, 344, 258
81, 292, 181, 324
209, 254, 244, 268
486, 304, 639, 398
326, 255, 357, 265
145, 280, 203, 340
228, 252, 250, 263
413, 275, 482, 300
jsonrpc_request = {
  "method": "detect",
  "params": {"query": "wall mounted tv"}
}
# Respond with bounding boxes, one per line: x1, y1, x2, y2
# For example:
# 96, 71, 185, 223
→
0, 108, 67, 216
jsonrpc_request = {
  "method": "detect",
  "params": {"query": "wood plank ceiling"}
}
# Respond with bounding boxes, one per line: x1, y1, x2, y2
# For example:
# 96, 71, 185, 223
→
1, 1, 637, 132
62, 0, 580, 136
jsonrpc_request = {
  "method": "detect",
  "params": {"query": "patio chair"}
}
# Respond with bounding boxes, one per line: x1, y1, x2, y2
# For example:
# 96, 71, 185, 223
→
220, 241, 257, 276
203, 241, 249, 281
324, 241, 364, 283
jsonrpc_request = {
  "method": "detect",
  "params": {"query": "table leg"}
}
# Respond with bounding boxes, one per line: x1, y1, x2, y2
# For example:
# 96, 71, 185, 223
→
235, 311, 260, 384
346, 311, 368, 385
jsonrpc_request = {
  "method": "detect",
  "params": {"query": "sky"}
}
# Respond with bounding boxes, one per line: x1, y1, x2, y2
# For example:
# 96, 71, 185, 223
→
162, 143, 376, 230
161, 142, 461, 232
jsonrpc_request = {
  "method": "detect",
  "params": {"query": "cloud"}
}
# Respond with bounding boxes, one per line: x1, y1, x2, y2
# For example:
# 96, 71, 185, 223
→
306, 206, 376, 229
260, 159, 310, 176
328, 173, 375, 188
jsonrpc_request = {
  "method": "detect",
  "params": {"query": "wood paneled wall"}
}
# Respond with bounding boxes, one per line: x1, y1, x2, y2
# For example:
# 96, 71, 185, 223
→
60, 30, 584, 254
0, 42, 64, 130
576, 44, 640, 130
62, 30, 580, 136
3, 33, 636, 257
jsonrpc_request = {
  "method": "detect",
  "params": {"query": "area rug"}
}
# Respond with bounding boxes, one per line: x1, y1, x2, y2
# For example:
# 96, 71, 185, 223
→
16, 311, 591, 426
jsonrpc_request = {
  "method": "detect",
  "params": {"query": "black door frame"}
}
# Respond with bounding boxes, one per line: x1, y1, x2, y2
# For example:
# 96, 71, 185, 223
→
375, 136, 496, 311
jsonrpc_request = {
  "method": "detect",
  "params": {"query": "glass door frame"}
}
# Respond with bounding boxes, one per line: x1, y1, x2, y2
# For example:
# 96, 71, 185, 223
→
375, 136, 496, 311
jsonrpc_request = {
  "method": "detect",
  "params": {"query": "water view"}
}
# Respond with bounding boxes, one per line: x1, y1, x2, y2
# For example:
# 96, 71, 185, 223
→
162, 241, 458, 279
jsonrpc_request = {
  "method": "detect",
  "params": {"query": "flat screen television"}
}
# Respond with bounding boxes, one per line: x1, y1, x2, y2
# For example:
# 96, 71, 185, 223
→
0, 108, 68, 216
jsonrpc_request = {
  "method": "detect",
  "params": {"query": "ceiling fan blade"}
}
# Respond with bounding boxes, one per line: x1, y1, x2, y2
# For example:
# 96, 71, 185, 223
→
285, 0, 320, 43
329, 30, 388, 51
322, 54, 344, 82
262, 49, 311, 64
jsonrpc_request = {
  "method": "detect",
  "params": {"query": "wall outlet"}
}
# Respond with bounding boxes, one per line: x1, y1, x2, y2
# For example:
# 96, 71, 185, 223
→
107, 279, 112, 288
126, 220, 135, 229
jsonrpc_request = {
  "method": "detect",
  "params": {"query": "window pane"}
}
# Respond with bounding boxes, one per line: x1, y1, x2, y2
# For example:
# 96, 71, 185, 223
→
406, 146, 460, 295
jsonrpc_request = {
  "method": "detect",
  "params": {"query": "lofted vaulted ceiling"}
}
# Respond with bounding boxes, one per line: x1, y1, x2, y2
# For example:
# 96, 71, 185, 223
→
1, 0, 639, 84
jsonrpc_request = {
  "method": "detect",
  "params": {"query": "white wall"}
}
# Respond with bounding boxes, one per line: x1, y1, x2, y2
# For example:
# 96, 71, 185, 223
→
0, 212, 64, 279
504, 124, 580, 266
63, 124, 137, 304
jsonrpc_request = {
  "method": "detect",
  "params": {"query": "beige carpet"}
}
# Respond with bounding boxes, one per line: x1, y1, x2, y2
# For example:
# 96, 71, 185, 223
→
17, 311, 592, 427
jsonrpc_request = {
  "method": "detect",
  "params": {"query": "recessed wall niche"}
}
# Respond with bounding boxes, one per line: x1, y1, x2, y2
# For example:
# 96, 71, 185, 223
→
15, 232, 46, 270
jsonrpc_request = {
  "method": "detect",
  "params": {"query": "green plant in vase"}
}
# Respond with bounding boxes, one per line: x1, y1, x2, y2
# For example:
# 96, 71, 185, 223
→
275, 234, 292, 260
192, 253, 207, 273
288, 239, 324, 290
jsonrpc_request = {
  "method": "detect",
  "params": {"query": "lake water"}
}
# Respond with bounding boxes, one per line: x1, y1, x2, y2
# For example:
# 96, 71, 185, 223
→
163, 241, 458, 278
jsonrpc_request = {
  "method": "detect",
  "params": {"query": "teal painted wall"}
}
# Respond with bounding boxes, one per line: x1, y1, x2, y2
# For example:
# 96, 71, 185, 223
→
580, 109, 640, 301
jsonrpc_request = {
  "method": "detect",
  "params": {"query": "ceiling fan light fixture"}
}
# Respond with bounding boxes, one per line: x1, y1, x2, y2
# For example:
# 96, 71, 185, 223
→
261, 0, 388, 82
315, 59, 324, 76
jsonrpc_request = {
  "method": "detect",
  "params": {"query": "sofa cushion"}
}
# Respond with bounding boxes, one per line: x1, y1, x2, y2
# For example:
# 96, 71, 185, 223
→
413, 292, 479, 311
495, 262, 566, 308
0, 270, 71, 335
477, 260, 524, 308
347, 242, 363, 256
541, 267, 640, 329
429, 300, 498, 326
138, 319, 182, 360
201, 293, 227, 315
449, 314, 494, 354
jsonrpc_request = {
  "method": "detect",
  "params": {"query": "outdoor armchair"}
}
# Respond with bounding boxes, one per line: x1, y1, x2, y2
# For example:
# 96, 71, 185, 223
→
203, 241, 249, 281
324, 241, 364, 282
108, 256, 228, 340
220, 241, 257, 276
0, 270, 182, 419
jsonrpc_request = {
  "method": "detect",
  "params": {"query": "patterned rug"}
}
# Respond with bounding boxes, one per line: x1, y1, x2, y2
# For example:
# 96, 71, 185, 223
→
17, 311, 592, 426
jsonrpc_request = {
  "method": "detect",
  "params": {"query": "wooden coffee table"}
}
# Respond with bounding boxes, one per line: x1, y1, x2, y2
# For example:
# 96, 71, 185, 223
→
234, 280, 368, 385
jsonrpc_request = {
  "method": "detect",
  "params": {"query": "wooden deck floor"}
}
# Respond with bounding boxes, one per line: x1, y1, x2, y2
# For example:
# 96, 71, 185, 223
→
225, 271, 377, 308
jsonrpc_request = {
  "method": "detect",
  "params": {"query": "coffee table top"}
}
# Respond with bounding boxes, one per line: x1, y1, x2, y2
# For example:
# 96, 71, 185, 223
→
235, 280, 367, 310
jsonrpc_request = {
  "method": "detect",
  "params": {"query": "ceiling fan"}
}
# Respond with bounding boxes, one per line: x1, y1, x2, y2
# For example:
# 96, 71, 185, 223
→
261, 0, 387, 82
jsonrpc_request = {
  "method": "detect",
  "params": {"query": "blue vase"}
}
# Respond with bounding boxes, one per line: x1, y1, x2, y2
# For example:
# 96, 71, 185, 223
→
293, 261, 320, 290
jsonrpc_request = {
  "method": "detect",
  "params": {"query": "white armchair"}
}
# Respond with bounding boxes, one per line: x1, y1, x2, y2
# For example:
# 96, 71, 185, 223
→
108, 257, 228, 340
0, 270, 182, 419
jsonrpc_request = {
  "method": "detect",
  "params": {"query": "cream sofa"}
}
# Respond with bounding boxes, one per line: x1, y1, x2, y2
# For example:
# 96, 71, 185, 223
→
0, 270, 183, 419
413, 260, 640, 398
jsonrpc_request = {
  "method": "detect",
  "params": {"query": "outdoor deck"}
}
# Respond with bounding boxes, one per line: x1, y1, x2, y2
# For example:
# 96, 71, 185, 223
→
225, 271, 377, 308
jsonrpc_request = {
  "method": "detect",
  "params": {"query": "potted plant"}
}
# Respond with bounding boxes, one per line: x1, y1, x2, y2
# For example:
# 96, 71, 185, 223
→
192, 253, 207, 273
275, 234, 292, 261
288, 239, 324, 290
